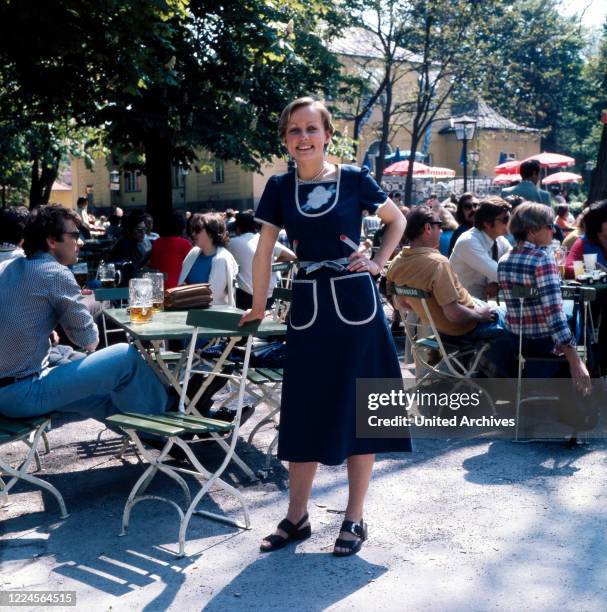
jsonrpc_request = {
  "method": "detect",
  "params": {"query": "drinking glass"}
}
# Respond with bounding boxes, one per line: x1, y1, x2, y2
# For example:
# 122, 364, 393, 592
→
98, 262, 121, 288
553, 246, 567, 279
583, 253, 597, 271
144, 272, 165, 312
129, 278, 154, 324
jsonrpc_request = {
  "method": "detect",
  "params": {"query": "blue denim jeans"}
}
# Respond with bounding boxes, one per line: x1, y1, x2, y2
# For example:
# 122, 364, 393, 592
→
441, 306, 512, 376
0, 343, 168, 419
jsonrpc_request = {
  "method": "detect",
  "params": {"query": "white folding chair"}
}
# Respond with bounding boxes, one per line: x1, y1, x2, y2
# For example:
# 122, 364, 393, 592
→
391, 284, 496, 415
106, 308, 260, 557
0, 415, 68, 518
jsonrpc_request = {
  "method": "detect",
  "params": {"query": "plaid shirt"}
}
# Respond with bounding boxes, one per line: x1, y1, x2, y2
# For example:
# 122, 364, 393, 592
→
498, 241, 574, 347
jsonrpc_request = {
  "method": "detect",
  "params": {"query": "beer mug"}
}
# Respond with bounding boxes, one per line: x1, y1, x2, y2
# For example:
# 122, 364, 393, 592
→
97, 262, 121, 288
144, 272, 165, 312
72, 262, 89, 288
129, 278, 154, 324
553, 246, 567, 279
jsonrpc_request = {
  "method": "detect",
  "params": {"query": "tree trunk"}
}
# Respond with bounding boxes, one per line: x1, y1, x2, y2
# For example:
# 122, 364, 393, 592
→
29, 158, 42, 208
145, 136, 173, 221
374, 80, 393, 185
29, 154, 59, 208
403, 135, 422, 207
40, 155, 59, 205
587, 124, 607, 205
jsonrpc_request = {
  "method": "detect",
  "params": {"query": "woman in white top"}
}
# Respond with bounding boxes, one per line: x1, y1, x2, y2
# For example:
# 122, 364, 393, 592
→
178, 213, 238, 306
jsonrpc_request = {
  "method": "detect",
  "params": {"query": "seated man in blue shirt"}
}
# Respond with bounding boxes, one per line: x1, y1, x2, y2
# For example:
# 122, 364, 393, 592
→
0, 204, 170, 420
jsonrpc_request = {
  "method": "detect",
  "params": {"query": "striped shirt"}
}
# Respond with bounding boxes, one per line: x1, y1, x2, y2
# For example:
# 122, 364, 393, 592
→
497, 241, 573, 347
0, 253, 98, 378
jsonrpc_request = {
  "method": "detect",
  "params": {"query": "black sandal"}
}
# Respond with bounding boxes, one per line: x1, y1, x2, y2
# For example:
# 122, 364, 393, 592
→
259, 513, 311, 552
333, 519, 368, 557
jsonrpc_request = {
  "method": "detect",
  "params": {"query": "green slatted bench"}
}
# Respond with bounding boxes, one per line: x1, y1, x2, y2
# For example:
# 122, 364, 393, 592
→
0, 415, 68, 518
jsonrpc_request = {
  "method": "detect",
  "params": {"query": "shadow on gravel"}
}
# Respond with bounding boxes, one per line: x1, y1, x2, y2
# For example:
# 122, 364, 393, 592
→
204, 550, 387, 611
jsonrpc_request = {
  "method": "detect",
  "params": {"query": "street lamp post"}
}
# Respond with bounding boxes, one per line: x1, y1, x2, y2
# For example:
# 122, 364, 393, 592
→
452, 115, 477, 193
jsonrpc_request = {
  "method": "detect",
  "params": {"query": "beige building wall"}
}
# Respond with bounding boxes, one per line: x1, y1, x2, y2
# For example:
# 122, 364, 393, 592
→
49, 187, 73, 208
431, 130, 541, 177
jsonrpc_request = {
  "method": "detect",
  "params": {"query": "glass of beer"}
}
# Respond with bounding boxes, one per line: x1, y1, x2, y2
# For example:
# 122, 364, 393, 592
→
553, 246, 567, 279
129, 278, 154, 324
72, 262, 89, 288
144, 272, 165, 312
98, 263, 121, 288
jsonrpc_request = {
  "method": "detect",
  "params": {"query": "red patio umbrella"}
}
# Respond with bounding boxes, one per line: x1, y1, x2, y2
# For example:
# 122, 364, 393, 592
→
493, 174, 521, 184
522, 152, 575, 168
541, 171, 582, 185
494, 160, 521, 175
383, 160, 432, 176
428, 166, 456, 179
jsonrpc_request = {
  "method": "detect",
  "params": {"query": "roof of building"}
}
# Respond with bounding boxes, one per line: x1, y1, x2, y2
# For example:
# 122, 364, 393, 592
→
439, 100, 538, 134
330, 27, 420, 63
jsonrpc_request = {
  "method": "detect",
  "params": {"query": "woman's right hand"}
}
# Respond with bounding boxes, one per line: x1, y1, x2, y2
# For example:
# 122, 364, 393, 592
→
239, 307, 265, 326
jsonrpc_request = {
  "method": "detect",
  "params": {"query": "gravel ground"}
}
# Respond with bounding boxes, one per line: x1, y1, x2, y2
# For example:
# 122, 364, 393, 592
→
2, 336, 607, 611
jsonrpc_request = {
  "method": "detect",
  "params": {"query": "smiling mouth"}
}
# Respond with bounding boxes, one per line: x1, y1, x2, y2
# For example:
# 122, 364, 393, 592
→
296, 145, 314, 151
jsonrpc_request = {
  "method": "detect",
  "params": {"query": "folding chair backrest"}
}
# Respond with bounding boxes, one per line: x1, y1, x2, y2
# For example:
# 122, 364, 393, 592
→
271, 262, 293, 273
185, 308, 260, 334
94, 287, 129, 303
391, 284, 441, 341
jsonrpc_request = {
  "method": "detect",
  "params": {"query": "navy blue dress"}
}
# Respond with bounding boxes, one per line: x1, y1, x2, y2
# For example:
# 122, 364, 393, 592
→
255, 165, 411, 465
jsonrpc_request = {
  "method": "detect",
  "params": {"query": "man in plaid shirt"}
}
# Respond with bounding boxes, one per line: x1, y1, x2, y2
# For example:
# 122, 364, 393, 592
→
498, 202, 590, 393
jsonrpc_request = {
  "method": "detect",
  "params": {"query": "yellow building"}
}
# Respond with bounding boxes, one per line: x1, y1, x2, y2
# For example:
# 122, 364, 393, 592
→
434, 100, 541, 178
49, 181, 73, 208
71, 155, 288, 212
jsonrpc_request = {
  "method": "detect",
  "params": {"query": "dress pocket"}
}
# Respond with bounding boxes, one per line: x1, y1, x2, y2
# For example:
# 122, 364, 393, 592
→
289, 280, 318, 330
330, 272, 377, 325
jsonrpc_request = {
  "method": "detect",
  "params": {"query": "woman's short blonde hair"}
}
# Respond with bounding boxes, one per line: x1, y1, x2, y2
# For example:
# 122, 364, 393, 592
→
278, 97, 335, 141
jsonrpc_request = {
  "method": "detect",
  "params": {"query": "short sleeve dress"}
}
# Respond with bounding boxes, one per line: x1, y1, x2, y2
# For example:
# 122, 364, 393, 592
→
255, 164, 411, 465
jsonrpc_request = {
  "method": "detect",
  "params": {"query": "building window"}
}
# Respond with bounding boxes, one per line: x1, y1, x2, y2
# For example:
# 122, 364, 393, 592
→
500, 152, 517, 161
212, 160, 224, 184
172, 165, 185, 188
124, 171, 141, 192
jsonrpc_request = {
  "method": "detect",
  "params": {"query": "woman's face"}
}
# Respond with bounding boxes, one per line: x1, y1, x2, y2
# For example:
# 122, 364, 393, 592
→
596, 220, 607, 249
193, 226, 213, 252
283, 105, 331, 165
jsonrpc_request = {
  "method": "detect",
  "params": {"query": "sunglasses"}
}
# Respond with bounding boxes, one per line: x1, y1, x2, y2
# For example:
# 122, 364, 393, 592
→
428, 221, 442, 227
62, 231, 81, 240
463, 203, 479, 211
496, 214, 511, 223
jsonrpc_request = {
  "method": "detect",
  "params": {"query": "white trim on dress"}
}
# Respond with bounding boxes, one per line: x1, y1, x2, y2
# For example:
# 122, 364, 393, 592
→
330, 272, 377, 326
294, 165, 341, 218
289, 279, 318, 330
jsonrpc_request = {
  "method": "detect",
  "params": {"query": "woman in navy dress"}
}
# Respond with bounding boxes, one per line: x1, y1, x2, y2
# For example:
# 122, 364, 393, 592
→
240, 97, 409, 556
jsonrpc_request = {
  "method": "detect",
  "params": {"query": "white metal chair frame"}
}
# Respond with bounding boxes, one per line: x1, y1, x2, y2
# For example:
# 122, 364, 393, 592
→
392, 284, 496, 415
107, 310, 260, 557
0, 417, 68, 518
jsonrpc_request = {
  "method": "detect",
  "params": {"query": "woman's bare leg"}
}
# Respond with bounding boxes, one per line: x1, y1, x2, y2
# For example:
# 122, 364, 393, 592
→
334, 453, 374, 554
260, 461, 318, 549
